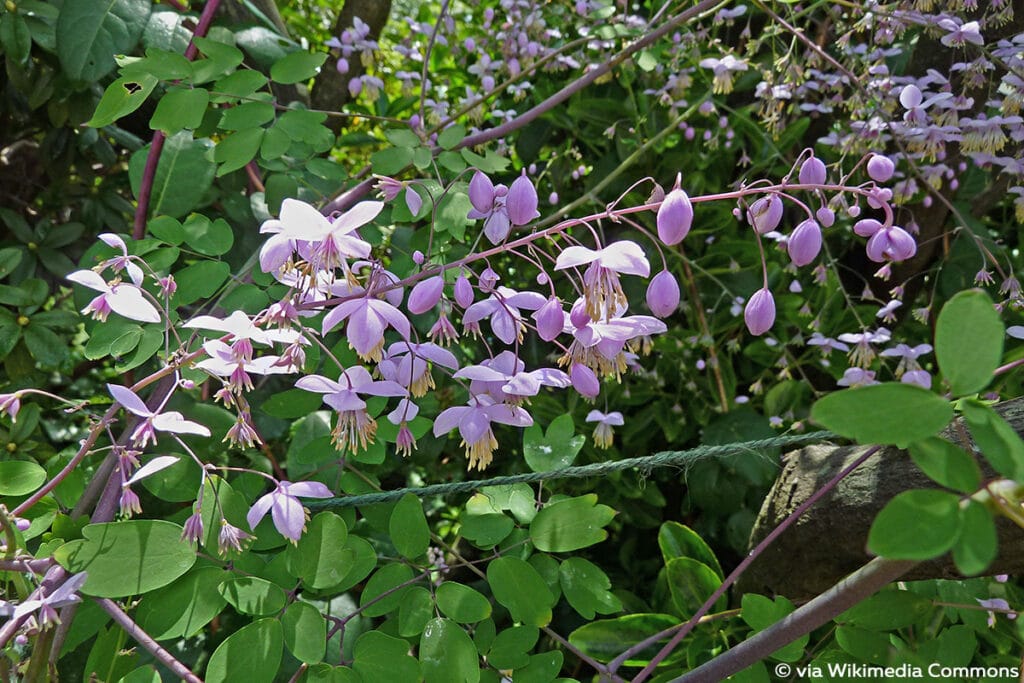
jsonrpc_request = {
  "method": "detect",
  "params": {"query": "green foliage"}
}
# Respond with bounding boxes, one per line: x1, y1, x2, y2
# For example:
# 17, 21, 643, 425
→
935, 289, 1003, 396
810, 383, 953, 448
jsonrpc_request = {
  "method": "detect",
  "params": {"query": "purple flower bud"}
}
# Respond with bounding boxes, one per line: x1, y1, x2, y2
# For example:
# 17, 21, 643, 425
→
454, 273, 474, 308
479, 267, 499, 293
788, 219, 823, 267
507, 172, 539, 226
815, 206, 835, 227
866, 154, 895, 183
569, 299, 591, 328
408, 276, 445, 314
348, 77, 363, 98
866, 187, 893, 210
571, 363, 600, 399
744, 288, 776, 336
469, 171, 495, 213
798, 155, 827, 185
657, 187, 693, 245
405, 187, 423, 216
533, 297, 564, 341
746, 194, 783, 234
412, 250, 425, 265
853, 218, 883, 237
482, 75, 495, 91
336, 58, 349, 74
549, 192, 558, 205
646, 270, 681, 317
464, 37, 476, 52
866, 226, 916, 263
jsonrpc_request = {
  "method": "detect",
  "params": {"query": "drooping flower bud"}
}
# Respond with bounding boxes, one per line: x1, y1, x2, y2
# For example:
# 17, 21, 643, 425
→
866, 226, 916, 263
798, 155, 827, 185
408, 276, 445, 314
853, 218, 883, 237
405, 187, 423, 216
646, 270, 681, 317
788, 219, 823, 267
469, 171, 495, 213
657, 186, 693, 245
479, 267, 499, 292
815, 206, 835, 227
454, 273, 474, 308
532, 297, 564, 341
746, 194, 783, 234
570, 363, 600, 399
506, 172, 539, 226
866, 154, 895, 183
744, 288, 776, 336
569, 299, 591, 328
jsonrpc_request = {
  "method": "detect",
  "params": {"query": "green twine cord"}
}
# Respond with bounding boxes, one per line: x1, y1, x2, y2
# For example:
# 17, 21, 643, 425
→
308, 430, 835, 511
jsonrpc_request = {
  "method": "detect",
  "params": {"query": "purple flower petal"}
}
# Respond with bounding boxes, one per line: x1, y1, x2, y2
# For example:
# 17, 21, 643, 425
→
107, 384, 152, 418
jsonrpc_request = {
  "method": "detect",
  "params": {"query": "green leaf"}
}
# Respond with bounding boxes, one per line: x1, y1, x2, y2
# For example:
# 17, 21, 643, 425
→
907, 437, 981, 493
149, 87, 209, 133
389, 493, 430, 559
359, 563, 414, 617
24, 323, 68, 366
213, 70, 268, 99
353, 631, 420, 682
867, 489, 963, 560
664, 557, 724, 619
147, 216, 185, 245
559, 557, 622, 620
466, 484, 536, 524
657, 521, 723, 579
0, 460, 46, 495
172, 260, 230, 306
117, 666, 160, 683
529, 494, 615, 552
438, 124, 466, 150
136, 566, 227, 640
1, 13, 31, 64
935, 289, 1003, 396
371, 147, 414, 175
420, 618, 480, 683
460, 513, 515, 549
218, 101, 275, 131
399, 586, 434, 637
486, 625, 537, 669
120, 48, 192, 80
523, 413, 585, 472
57, 0, 151, 82
960, 400, 1024, 480
331, 535, 377, 592
514, 651, 562, 682
385, 129, 422, 148
282, 601, 327, 664
129, 132, 216, 219
84, 319, 142, 361
289, 512, 350, 589
190, 37, 244, 84
436, 582, 492, 623
568, 614, 683, 666
205, 619, 283, 683
182, 215, 234, 256
838, 588, 931, 630
835, 625, 891, 664
0, 247, 23, 279
89, 75, 159, 128
810, 383, 953, 448
952, 500, 997, 575
270, 50, 327, 84
740, 594, 806, 662
436, 191, 472, 241
218, 576, 286, 616
54, 520, 197, 597
486, 557, 554, 627
214, 127, 265, 176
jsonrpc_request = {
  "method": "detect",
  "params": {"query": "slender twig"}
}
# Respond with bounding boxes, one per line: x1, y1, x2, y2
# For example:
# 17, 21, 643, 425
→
95, 598, 203, 683
132, 0, 222, 239
418, 0, 452, 127
623, 445, 883, 681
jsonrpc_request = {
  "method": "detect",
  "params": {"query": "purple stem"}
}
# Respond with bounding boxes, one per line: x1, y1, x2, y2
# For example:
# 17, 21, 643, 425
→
96, 598, 203, 683
131, 0, 222, 239
627, 445, 884, 682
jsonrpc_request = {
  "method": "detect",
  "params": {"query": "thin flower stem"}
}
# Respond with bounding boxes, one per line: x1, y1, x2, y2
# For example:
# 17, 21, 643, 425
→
678, 245, 730, 413
626, 444, 883, 682
418, 0, 452, 127
95, 598, 203, 683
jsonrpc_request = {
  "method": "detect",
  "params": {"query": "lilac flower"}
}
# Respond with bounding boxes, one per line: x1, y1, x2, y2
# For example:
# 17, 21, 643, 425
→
938, 19, 983, 47
428, 313, 459, 346
96, 233, 144, 286
977, 598, 1017, 628
405, 187, 423, 216
467, 171, 512, 244
838, 327, 891, 367
377, 342, 458, 397
807, 333, 850, 356
296, 367, 406, 452
433, 395, 533, 470
119, 486, 142, 517
798, 155, 827, 185
554, 241, 650, 322
4, 573, 88, 629
181, 510, 204, 545
321, 295, 412, 362
788, 219, 823, 267
185, 310, 300, 361
586, 410, 623, 449
388, 398, 419, 457
506, 172, 539, 226
855, 221, 917, 263
247, 479, 333, 542
876, 299, 902, 323
67, 270, 161, 324
570, 363, 601, 399
462, 286, 546, 345
561, 306, 666, 379
454, 351, 569, 404
699, 55, 748, 94
258, 198, 378, 274
866, 154, 896, 183
195, 340, 295, 394
901, 369, 932, 389
107, 384, 211, 448
656, 185, 693, 246
744, 288, 776, 336
0, 392, 22, 421
880, 343, 931, 376
837, 367, 878, 387
408, 276, 445, 314
218, 519, 252, 556
454, 271, 475, 308
532, 297, 565, 341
